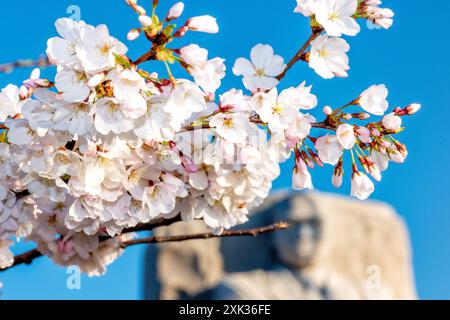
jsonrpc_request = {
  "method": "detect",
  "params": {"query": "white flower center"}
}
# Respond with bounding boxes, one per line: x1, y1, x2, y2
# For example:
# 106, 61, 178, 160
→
328, 12, 340, 21
222, 117, 234, 128
317, 49, 329, 58
99, 44, 111, 55
272, 103, 283, 115
255, 68, 265, 77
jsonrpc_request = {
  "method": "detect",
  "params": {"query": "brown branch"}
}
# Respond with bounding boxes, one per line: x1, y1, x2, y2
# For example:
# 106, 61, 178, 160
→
133, 49, 156, 66
2, 220, 290, 272
312, 122, 337, 131
0, 56, 52, 74
276, 29, 322, 81
121, 221, 290, 248
2, 248, 43, 270
1, 215, 183, 272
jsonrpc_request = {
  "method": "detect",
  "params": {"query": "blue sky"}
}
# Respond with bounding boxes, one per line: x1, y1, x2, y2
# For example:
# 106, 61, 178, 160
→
0, 0, 449, 299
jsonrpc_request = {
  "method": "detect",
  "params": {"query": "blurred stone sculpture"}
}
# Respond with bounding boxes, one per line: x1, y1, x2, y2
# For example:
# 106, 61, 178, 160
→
145, 191, 416, 300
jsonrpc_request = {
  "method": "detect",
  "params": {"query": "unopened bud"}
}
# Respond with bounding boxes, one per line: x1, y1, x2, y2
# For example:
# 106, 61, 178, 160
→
394, 141, 408, 158
332, 167, 344, 188
139, 15, 153, 27
357, 112, 370, 120
323, 106, 332, 115
135, 5, 146, 15
387, 149, 404, 163
30, 68, 41, 80
19, 85, 29, 99
127, 28, 141, 41
186, 15, 219, 34
167, 2, 184, 21
343, 113, 352, 120
405, 103, 421, 115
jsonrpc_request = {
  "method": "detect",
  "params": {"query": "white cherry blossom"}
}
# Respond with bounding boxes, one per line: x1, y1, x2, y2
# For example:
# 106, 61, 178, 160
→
77, 24, 127, 73
382, 113, 402, 130
314, 0, 360, 37
315, 135, 344, 165
250, 87, 300, 134
358, 84, 389, 115
351, 171, 375, 200
55, 69, 91, 103
0, 85, 21, 121
233, 44, 286, 92
309, 35, 350, 79
180, 44, 226, 93
186, 15, 219, 33
336, 123, 356, 149
46, 18, 84, 68
294, 0, 317, 16
209, 112, 251, 144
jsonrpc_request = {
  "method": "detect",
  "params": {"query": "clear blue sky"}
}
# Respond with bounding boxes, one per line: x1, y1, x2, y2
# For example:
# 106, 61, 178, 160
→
0, 0, 449, 300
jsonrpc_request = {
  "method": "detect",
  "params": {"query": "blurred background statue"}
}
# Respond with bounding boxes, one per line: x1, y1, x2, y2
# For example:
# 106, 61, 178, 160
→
145, 191, 416, 300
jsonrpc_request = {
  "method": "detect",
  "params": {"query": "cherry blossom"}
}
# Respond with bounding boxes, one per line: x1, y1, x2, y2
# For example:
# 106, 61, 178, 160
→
233, 44, 286, 92
309, 35, 350, 79
336, 123, 356, 149
358, 84, 389, 115
294, 0, 317, 17
186, 15, 219, 34
0, 0, 418, 278
314, 0, 360, 37
180, 44, 226, 93
0, 85, 21, 121
315, 135, 344, 165
351, 171, 375, 200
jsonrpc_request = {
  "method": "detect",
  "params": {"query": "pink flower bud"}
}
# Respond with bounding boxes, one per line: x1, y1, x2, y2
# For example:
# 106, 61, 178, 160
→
351, 171, 375, 200
358, 113, 370, 120
167, 2, 184, 21
366, 160, 381, 182
139, 15, 153, 27
127, 28, 141, 41
356, 126, 372, 144
332, 167, 343, 188
343, 113, 352, 120
388, 149, 404, 163
292, 159, 313, 191
323, 106, 333, 115
30, 68, 41, 80
406, 103, 421, 115
135, 5, 146, 15
186, 15, 219, 34
382, 113, 402, 130
19, 85, 29, 99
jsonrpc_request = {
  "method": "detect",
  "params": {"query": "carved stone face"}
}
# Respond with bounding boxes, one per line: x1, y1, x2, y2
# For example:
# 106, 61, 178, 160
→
272, 200, 321, 268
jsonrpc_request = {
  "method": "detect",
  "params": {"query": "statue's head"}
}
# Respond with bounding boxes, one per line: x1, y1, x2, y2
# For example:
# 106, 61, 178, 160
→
272, 196, 322, 268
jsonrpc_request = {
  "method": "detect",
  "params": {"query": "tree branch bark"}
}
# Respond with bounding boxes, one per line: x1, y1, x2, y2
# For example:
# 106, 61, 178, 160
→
121, 221, 290, 248
276, 29, 323, 81
1, 219, 290, 272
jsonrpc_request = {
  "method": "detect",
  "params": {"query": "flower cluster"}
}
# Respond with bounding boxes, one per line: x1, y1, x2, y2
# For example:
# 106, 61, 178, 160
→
0, 0, 418, 275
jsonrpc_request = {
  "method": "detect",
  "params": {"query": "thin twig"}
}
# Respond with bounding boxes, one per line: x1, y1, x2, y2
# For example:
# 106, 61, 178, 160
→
121, 221, 291, 248
276, 30, 322, 81
0, 56, 52, 74
3, 249, 43, 269
311, 122, 337, 131
1, 215, 183, 272
1, 219, 290, 272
